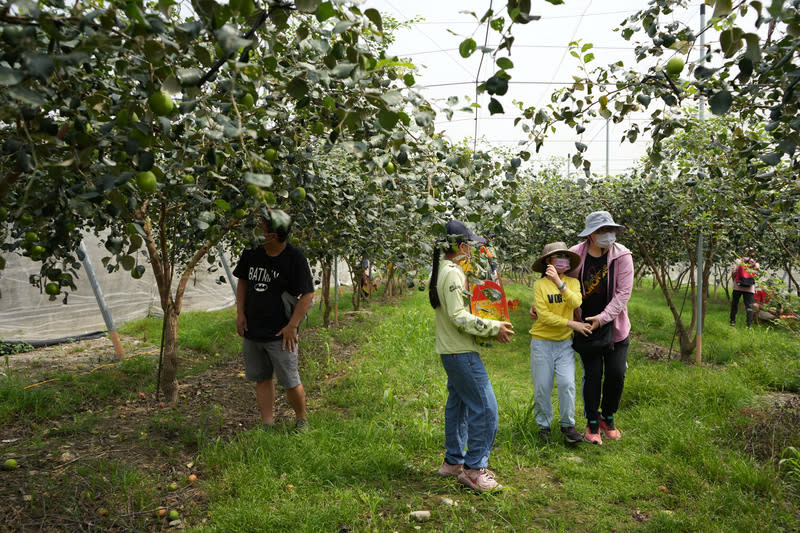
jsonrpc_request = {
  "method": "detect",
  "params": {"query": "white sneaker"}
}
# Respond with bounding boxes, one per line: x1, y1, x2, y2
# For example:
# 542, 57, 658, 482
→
457, 467, 502, 492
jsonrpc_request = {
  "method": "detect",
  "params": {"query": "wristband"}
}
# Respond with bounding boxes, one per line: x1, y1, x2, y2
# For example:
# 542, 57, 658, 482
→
558, 281, 566, 291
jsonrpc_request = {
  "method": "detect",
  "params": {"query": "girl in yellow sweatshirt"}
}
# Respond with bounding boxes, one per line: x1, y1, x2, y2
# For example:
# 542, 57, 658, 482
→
528, 242, 592, 444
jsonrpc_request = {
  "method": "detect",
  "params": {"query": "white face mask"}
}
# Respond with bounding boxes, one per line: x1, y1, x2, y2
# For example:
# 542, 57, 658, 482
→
594, 232, 616, 249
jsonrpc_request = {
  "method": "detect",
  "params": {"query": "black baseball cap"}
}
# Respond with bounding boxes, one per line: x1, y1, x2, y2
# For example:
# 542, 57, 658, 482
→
445, 220, 486, 244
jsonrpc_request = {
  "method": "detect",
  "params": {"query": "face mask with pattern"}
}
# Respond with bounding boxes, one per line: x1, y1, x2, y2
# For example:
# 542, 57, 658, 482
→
552, 258, 571, 271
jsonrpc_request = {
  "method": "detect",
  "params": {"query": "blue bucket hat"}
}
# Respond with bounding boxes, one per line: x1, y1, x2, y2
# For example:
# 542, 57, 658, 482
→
577, 211, 625, 238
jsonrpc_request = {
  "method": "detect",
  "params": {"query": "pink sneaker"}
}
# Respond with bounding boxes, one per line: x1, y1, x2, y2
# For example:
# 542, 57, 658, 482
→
599, 417, 621, 440
457, 467, 503, 492
437, 461, 463, 477
584, 426, 603, 445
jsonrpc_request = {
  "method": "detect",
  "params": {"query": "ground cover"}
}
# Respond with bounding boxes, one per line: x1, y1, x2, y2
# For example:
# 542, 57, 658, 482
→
0, 283, 798, 532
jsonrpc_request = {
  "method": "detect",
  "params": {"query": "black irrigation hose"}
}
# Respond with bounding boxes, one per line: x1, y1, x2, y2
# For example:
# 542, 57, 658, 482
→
1, 330, 107, 354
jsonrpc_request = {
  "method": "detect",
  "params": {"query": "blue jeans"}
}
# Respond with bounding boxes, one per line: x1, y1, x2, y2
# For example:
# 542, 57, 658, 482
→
530, 337, 577, 429
440, 352, 498, 469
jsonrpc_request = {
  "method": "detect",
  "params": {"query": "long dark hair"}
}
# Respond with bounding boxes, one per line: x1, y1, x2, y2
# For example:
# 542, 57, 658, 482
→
429, 240, 460, 309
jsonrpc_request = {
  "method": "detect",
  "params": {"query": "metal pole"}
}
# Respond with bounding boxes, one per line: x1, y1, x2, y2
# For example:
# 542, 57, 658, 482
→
605, 119, 610, 177
78, 240, 124, 357
695, 4, 706, 364
216, 244, 237, 300
334, 255, 339, 325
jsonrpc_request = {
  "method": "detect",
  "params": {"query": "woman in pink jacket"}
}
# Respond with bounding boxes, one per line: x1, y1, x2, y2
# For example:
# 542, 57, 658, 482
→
568, 211, 634, 445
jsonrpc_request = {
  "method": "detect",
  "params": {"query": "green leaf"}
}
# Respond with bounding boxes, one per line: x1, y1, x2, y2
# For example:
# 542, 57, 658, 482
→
496, 57, 514, 70
364, 8, 383, 32
331, 62, 356, 78
315, 1, 335, 21
415, 111, 434, 127
743, 33, 761, 63
720, 27, 744, 58
0, 67, 25, 86
243, 172, 273, 187
403, 73, 415, 87
636, 94, 651, 106
488, 97, 504, 115
758, 152, 781, 166
295, 0, 321, 13
709, 89, 732, 114
7, 86, 45, 106
575, 141, 587, 152
286, 77, 309, 99
485, 75, 509, 96
459, 38, 477, 58
380, 90, 403, 107
377, 109, 398, 130
332, 20, 355, 34
712, 0, 733, 19
176, 67, 203, 87
20, 53, 54, 80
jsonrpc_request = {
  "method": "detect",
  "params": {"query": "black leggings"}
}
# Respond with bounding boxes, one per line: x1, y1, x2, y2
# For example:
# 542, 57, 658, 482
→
579, 337, 629, 423
730, 290, 754, 326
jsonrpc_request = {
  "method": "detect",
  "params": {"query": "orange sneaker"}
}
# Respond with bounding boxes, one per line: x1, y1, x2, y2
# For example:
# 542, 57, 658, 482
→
599, 416, 621, 440
584, 426, 603, 445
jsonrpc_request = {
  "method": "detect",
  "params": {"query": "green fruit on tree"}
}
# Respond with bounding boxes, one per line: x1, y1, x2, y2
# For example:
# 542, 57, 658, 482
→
20, 213, 33, 226
385, 161, 395, 174
240, 0, 255, 16
183, 175, 195, 185
3, 458, 18, 470
290, 186, 306, 201
264, 148, 278, 162
24, 231, 38, 243
45, 282, 59, 296
168, 509, 179, 520
666, 57, 684, 77
240, 93, 255, 108
148, 91, 174, 116
136, 171, 158, 193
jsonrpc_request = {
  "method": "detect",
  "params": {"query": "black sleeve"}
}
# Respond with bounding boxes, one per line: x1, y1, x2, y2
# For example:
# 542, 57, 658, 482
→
289, 251, 314, 297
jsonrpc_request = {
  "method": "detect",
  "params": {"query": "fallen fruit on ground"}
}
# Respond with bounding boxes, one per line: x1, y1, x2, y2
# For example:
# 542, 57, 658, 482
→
168, 509, 179, 520
3, 458, 18, 470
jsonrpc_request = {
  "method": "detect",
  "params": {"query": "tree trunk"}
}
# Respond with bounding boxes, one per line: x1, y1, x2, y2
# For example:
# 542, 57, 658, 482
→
383, 262, 395, 298
159, 300, 180, 403
347, 258, 362, 311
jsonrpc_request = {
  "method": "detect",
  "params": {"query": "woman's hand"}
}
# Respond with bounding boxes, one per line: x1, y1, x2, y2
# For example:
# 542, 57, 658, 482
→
529, 304, 538, 320
568, 320, 592, 336
496, 322, 515, 343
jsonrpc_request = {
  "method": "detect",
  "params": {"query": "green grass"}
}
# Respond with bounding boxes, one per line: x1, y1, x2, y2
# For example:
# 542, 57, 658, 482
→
191, 283, 798, 532
2, 282, 798, 531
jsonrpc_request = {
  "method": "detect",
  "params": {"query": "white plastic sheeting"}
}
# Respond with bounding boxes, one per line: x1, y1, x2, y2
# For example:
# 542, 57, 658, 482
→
0, 233, 236, 342
0, 233, 354, 342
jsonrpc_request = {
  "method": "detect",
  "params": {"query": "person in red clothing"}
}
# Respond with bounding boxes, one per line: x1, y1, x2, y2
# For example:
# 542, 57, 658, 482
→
730, 249, 758, 327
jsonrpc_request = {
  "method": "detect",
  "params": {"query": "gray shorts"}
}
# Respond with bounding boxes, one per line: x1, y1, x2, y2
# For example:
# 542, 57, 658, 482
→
241, 338, 301, 388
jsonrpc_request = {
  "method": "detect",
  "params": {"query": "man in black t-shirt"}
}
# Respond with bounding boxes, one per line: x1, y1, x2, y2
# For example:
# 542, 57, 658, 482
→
233, 209, 314, 431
